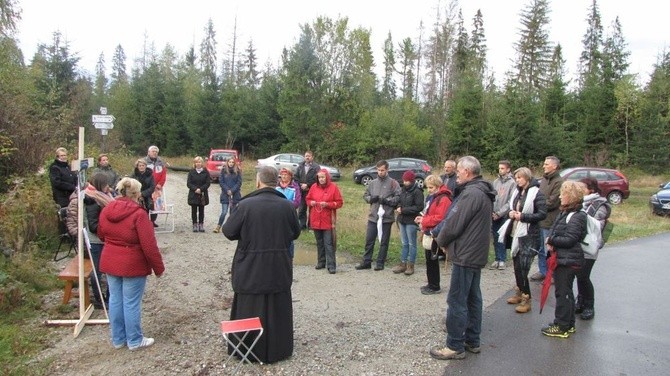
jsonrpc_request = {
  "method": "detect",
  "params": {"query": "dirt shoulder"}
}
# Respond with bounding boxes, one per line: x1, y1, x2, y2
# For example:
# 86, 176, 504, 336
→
37, 172, 514, 375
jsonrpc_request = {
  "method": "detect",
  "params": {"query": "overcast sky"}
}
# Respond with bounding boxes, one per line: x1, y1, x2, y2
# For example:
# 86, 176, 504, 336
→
15, 0, 670, 86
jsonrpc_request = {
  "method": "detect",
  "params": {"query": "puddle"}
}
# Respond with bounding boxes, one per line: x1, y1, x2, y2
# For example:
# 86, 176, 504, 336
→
292, 242, 350, 266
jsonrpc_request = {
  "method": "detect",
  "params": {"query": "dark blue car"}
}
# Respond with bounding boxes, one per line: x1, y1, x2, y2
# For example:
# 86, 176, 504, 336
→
650, 181, 670, 216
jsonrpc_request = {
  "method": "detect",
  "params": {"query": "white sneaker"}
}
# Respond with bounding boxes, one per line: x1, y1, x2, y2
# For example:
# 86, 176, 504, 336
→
488, 261, 499, 270
113, 343, 125, 349
497, 261, 506, 270
129, 337, 154, 351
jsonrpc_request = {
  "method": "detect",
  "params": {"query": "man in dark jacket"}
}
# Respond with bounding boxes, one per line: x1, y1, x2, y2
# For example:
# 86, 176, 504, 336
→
440, 159, 457, 194
355, 160, 401, 271
222, 166, 301, 363
294, 150, 320, 230
430, 156, 496, 361
49, 147, 77, 208
532, 155, 564, 282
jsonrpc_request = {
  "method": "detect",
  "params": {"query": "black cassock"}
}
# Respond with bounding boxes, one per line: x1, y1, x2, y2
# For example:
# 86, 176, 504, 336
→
222, 187, 301, 363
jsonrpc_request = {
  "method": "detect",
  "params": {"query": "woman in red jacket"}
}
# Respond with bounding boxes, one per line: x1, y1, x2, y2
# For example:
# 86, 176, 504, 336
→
99, 177, 165, 351
414, 175, 452, 294
306, 169, 344, 274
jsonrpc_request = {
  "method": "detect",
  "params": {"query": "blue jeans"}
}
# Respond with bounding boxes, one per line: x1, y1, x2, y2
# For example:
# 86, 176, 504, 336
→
491, 218, 507, 262
445, 264, 483, 352
399, 223, 418, 263
538, 228, 550, 276
217, 203, 230, 226
107, 275, 147, 348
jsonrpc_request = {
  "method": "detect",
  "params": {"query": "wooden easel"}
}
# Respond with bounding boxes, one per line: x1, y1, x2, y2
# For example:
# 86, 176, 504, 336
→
45, 127, 109, 337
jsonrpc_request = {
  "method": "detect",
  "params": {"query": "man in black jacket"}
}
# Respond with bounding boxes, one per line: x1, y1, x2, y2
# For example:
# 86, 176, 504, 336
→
430, 156, 496, 361
222, 166, 301, 363
294, 150, 320, 230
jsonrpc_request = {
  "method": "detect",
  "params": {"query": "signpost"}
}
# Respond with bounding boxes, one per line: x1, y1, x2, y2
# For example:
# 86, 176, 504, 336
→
92, 107, 114, 151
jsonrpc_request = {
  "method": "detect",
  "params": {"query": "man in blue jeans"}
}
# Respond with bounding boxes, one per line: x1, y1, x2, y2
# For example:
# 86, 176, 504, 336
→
430, 156, 496, 360
490, 160, 515, 270
532, 156, 563, 281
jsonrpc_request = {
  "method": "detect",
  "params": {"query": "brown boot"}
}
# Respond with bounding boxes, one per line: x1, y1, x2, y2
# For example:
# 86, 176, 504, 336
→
213, 225, 221, 233
404, 262, 415, 275
507, 287, 522, 304
515, 293, 531, 313
392, 262, 407, 274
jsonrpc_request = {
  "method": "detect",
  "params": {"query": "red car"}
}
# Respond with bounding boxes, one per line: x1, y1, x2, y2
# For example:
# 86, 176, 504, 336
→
559, 167, 630, 204
205, 149, 240, 182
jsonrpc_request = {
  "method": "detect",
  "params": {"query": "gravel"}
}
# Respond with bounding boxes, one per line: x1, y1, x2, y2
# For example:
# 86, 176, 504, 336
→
37, 171, 513, 375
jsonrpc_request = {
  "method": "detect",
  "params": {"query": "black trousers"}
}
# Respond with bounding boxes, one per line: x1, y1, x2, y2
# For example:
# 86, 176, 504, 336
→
553, 265, 578, 329
576, 258, 596, 309
424, 240, 440, 290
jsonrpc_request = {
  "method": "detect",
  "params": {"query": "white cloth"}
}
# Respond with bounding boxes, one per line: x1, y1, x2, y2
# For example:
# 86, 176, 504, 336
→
377, 205, 385, 241
497, 186, 539, 257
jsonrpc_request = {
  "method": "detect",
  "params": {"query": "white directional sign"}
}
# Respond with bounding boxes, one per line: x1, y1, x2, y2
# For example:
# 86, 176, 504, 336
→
92, 115, 115, 123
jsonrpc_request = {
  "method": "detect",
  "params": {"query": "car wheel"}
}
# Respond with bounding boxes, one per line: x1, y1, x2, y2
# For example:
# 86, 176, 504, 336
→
361, 175, 373, 186
415, 177, 425, 189
607, 191, 623, 205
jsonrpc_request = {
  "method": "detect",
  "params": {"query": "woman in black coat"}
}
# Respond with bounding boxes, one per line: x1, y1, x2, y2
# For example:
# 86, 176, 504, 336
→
543, 180, 587, 338
499, 167, 547, 313
131, 158, 156, 214
186, 156, 211, 232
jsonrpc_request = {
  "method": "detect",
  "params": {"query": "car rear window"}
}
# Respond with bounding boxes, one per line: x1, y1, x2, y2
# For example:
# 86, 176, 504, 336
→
212, 152, 235, 161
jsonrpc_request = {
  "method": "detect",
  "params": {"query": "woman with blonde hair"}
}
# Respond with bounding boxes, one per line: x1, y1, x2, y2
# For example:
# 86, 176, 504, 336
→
542, 180, 587, 338
498, 167, 546, 313
98, 177, 164, 350
414, 174, 452, 294
186, 156, 211, 232
214, 158, 242, 233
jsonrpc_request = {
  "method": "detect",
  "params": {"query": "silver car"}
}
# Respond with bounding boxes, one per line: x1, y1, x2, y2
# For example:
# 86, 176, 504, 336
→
255, 153, 341, 180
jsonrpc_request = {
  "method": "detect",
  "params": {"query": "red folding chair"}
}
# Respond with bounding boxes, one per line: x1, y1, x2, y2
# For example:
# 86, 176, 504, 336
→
221, 317, 264, 374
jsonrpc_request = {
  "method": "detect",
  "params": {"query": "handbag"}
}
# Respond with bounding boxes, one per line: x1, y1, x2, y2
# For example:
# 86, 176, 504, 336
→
422, 233, 433, 250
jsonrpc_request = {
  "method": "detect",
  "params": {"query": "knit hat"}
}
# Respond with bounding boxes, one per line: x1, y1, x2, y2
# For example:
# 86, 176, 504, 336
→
279, 168, 293, 176
402, 170, 416, 182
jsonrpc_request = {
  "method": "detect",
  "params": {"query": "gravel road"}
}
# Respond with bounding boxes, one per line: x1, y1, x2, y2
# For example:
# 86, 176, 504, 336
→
38, 171, 514, 375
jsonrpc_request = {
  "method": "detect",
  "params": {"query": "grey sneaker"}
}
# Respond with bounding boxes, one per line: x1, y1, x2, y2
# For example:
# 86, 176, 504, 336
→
497, 261, 506, 270
488, 261, 499, 270
464, 343, 481, 354
530, 272, 545, 281
129, 337, 154, 351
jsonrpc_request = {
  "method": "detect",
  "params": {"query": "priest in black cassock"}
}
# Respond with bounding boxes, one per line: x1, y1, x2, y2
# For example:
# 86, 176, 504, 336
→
222, 166, 301, 363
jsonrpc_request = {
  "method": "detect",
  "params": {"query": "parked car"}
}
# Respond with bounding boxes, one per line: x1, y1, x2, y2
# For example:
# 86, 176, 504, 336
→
559, 167, 630, 204
255, 153, 341, 180
353, 157, 432, 188
205, 149, 240, 182
649, 181, 670, 216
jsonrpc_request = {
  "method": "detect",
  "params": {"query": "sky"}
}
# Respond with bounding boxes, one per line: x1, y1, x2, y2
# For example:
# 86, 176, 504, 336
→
15, 0, 670, 86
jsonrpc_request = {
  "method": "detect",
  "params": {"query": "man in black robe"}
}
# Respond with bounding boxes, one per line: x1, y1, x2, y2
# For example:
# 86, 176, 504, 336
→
222, 166, 301, 363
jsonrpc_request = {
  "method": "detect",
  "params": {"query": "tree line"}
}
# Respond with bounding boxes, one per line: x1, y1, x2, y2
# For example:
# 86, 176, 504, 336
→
1, 0, 669, 193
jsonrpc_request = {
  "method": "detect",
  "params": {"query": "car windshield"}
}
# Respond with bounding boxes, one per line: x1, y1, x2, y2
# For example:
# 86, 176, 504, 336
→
212, 153, 235, 161
663, 182, 670, 190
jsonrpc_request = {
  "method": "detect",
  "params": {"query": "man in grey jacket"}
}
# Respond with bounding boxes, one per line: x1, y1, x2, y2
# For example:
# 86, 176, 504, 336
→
490, 160, 516, 270
430, 156, 496, 360
355, 160, 401, 271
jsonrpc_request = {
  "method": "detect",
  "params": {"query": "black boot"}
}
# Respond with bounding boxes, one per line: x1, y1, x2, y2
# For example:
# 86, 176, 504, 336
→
575, 295, 584, 314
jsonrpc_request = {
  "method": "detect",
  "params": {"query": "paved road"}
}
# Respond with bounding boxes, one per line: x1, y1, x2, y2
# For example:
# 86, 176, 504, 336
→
441, 232, 670, 376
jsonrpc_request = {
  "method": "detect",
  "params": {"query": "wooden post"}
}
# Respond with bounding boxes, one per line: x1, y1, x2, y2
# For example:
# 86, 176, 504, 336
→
45, 127, 109, 335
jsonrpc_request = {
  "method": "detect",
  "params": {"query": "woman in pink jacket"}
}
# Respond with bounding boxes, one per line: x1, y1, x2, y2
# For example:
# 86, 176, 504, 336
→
306, 169, 344, 274
99, 177, 164, 351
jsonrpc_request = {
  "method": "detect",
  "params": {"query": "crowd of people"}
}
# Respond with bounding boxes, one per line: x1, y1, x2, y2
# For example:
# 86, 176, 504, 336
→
49, 147, 610, 361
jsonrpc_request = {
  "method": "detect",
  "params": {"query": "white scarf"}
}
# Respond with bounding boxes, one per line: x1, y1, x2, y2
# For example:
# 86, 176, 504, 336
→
498, 186, 539, 256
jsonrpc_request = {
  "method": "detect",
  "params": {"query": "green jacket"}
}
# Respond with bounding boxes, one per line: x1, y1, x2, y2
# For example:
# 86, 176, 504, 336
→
539, 170, 564, 228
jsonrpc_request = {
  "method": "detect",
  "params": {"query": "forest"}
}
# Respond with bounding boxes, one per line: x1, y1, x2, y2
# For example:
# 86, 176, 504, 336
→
1, 0, 669, 193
